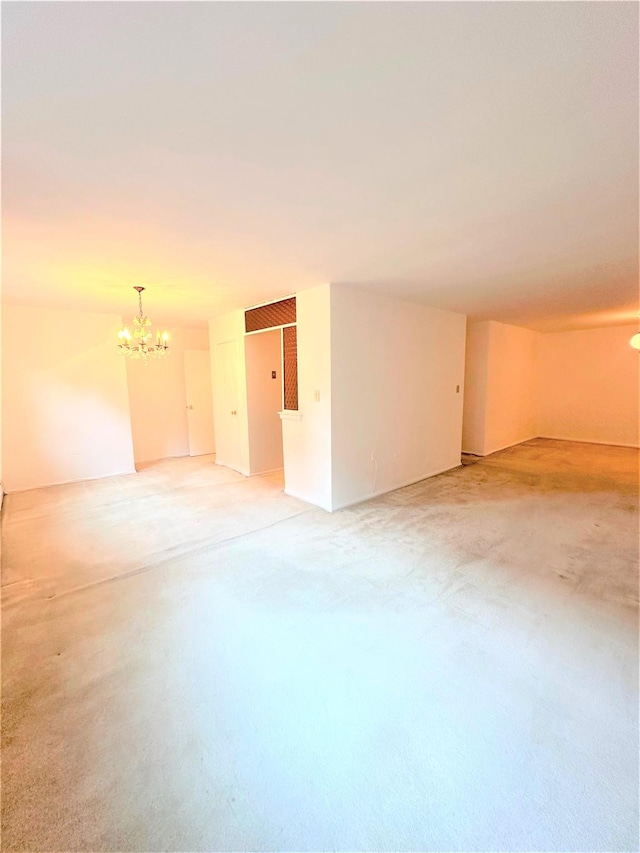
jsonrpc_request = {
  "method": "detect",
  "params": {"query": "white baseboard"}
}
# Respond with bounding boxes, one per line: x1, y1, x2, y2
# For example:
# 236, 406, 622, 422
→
135, 452, 191, 466
462, 435, 539, 457
283, 488, 332, 512
463, 435, 640, 457
3, 467, 137, 495
330, 462, 463, 512
215, 459, 250, 477
538, 435, 640, 450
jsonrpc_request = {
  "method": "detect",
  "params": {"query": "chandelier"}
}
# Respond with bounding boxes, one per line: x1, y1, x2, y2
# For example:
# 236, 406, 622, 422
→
117, 286, 169, 360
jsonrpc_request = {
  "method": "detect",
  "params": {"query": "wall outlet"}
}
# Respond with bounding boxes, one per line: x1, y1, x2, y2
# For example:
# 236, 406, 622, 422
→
314, 390, 320, 402
370, 452, 377, 462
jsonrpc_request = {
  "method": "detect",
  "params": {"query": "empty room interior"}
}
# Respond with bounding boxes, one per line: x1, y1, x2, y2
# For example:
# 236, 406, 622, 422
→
1, 3, 639, 852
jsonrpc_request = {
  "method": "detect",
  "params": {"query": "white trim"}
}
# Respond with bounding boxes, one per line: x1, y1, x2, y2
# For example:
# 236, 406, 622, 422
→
250, 467, 284, 477
462, 435, 539, 457
244, 293, 297, 312
245, 323, 295, 337
278, 410, 302, 421
134, 452, 191, 467
2, 467, 137, 495
331, 463, 463, 512
283, 488, 332, 512
214, 459, 250, 477
464, 435, 640, 456
537, 435, 640, 450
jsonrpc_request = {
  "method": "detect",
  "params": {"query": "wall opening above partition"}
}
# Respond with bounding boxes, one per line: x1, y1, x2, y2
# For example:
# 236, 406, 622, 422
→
245, 297, 296, 333
245, 297, 298, 411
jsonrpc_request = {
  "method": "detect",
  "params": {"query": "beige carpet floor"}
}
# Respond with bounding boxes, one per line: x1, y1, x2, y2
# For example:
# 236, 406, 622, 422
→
1, 439, 638, 851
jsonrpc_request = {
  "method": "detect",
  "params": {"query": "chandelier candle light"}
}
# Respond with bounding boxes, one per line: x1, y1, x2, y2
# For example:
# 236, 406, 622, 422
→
118, 286, 170, 360
630, 311, 640, 350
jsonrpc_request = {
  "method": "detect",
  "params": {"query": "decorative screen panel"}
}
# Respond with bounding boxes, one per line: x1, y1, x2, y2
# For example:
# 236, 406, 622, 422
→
245, 297, 296, 333
283, 325, 298, 410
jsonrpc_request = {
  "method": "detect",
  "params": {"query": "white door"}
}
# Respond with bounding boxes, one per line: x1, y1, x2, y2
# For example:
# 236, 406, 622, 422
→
215, 340, 241, 469
184, 350, 215, 456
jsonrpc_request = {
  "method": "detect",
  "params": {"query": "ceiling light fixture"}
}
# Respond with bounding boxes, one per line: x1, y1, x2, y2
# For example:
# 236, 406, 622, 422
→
630, 313, 640, 351
117, 286, 169, 360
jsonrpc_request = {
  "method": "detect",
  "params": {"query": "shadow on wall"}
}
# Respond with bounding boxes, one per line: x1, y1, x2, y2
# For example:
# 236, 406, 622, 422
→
4, 342, 135, 492
36, 375, 133, 481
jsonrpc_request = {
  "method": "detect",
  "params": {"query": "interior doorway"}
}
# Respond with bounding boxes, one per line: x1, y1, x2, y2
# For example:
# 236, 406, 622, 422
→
214, 340, 243, 470
184, 350, 216, 457
245, 329, 284, 476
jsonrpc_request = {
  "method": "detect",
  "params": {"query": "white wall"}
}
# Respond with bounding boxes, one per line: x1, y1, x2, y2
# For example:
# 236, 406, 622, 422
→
485, 322, 538, 454
462, 320, 539, 456
330, 287, 466, 510
281, 284, 333, 510
208, 288, 333, 505
462, 321, 491, 456
0, 298, 3, 503
126, 326, 209, 464
209, 310, 250, 475
463, 320, 639, 454
245, 329, 283, 475
2, 303, 135, 492
538, 324, 639, 448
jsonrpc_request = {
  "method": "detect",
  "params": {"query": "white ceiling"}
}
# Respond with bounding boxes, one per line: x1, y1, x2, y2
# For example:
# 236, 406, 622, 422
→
2, 2, 638, 331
